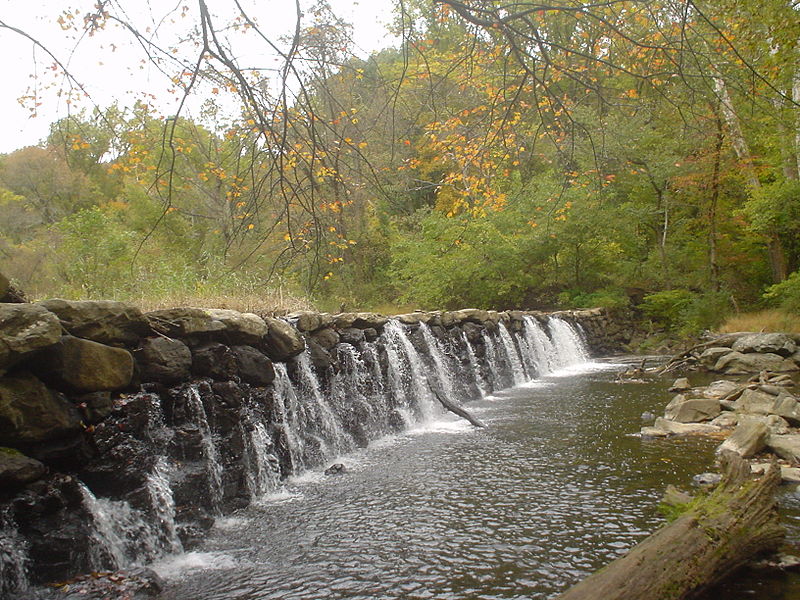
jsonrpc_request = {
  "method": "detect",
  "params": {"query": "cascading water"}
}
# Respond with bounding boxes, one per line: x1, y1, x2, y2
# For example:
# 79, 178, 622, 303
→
497, 322, 527, 385
78, 484, 129, 570
331, 343, 391, 440
0, 511, 28, 598
522, 316, 559, 375
462, 332, 488, 397
186, 386, 224, 513
419, 323, 460, 401
2, 309, 599, 598
242, 418, 282, 499
382, 320, 440, 423
481, 330, 508, 390
547, 316, 591, 368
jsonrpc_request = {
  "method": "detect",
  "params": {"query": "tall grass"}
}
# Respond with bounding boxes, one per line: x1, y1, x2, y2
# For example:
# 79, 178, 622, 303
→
717, 310, 800, 334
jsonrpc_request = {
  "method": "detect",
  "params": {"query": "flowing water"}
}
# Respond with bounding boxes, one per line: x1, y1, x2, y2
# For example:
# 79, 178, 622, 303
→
160, 357, 798, 600
7, 318, 800, 598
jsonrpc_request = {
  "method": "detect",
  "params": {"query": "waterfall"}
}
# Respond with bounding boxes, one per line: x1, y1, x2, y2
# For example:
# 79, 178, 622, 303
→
331, 343, 391, 440
186, 386, 224, 513
144, 457, 183, 555
522, 316, 558, 375
547, 316, 590, 368
0, 511, 28, 597
419, 323, 459, 401
272, 363, 307, 473
382, 320, 440, 423
481, 330, 508, 390
497, 322, 527, 385
243, 418, 282, 499
78, 484, 129, 570
462, 332, 488, 397
295, 352, 354, 458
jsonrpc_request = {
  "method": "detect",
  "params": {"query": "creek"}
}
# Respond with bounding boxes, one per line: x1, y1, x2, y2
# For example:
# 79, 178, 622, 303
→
155, 359, 800, 599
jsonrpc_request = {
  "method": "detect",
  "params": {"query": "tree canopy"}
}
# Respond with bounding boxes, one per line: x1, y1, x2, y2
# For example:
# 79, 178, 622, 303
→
0, 0, 798, 328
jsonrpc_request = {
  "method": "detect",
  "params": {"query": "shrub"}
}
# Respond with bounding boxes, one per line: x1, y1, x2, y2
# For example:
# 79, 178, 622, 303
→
763, 270, 800, 314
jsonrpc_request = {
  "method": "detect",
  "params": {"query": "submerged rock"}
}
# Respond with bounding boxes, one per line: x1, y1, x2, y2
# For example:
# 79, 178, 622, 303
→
324, 463, 346, 475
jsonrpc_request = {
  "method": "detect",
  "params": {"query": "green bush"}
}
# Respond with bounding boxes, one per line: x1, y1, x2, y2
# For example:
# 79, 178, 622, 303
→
641, 289, 732, 334
640, 289, 695, 330
557, 288, 629, 310
764, 271, 800, 314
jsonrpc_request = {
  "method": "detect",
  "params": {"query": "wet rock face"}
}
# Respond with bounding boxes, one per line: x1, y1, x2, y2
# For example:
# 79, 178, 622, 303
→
10, 474, 102, 583
191, 342, 238, 381
231, 345, 275, 386
0, 303, 62, 374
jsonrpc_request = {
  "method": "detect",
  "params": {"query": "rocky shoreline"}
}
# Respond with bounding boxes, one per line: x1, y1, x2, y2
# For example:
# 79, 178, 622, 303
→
641, 333, 800, 473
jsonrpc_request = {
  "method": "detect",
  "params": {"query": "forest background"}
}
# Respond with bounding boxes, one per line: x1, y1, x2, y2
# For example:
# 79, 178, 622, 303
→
0, 0, 799, 340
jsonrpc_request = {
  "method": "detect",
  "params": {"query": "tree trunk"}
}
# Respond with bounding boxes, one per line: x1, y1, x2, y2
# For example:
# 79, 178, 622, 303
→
556, 454, 784, 600
713, 74, 787, 282
427, 380, 485, 428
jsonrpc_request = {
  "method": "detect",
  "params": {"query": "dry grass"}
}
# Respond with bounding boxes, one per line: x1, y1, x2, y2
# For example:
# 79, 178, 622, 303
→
124, 291, 317, 316
717, 309, 800, 334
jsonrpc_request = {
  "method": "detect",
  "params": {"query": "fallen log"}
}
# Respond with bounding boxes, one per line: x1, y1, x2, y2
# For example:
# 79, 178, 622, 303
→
426, 380, 486, 428
556, 453, 784, 600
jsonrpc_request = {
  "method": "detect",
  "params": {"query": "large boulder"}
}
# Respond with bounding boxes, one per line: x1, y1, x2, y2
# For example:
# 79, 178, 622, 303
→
767, 434, 800, 463
441, 309, 490, 328
736, 388, 780, 415
702, 380, 741, 399
0, 303, 62, 373
333, 312, 387, 330
231, 345, 275, 386
38, 336, 134, 392
311, 327, 339, 350
191, 342, 238, 381
699, 347, 734, 368
36, 299, 150, 346
263, 317, 305, 361
731, 333, 797, 357
0, 373, 82, 446
714, 351, 799, 375
0, 447, 47, 490
664, 395, 721, 423
135, 337, 192, 385
146, 307, 268, 345
641, 417, 721, 437
717, 419, 769, 458
289, 311, 331, 332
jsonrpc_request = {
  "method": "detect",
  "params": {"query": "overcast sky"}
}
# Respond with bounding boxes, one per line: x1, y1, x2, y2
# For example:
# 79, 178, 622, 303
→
0, 0, 397, 153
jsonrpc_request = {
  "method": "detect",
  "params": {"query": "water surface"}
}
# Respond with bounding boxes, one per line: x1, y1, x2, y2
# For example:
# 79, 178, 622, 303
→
157, 362, 798, 599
